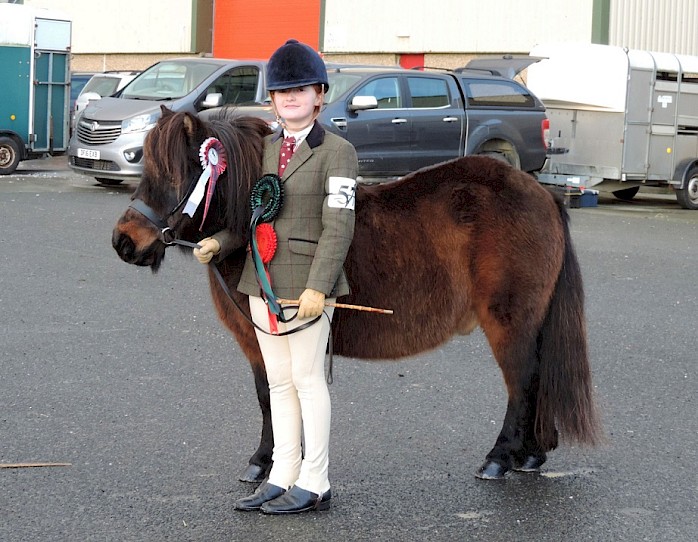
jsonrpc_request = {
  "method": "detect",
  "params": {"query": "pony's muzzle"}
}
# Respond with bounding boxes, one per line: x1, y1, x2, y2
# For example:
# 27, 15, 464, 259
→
112, 225, 166, 271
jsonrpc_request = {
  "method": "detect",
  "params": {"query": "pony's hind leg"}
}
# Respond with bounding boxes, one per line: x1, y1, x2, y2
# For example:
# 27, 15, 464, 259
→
476, 333, 549, 480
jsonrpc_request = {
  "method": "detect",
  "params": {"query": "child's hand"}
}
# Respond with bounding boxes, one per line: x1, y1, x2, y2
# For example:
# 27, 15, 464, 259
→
194, 237, 221, 264
297, 288, 325, 319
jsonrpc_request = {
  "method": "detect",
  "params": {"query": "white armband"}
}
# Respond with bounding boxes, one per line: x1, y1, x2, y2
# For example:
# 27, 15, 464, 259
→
327, 176, 357, 210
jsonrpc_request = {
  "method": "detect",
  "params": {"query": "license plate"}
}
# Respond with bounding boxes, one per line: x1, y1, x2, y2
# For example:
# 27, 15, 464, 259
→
77, 148, 100, 160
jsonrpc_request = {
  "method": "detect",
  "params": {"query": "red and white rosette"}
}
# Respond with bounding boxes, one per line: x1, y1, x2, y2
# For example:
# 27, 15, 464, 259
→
183, 137, 228, 229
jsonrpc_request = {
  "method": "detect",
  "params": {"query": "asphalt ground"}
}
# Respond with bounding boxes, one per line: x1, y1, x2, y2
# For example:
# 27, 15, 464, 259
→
1, 156, 696, 541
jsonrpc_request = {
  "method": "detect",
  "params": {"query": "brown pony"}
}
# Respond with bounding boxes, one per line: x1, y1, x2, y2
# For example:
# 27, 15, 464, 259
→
113, 108, 602, 481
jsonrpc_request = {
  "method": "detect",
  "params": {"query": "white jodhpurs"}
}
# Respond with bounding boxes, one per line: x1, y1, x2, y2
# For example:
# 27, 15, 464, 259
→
249, 295, 334, 495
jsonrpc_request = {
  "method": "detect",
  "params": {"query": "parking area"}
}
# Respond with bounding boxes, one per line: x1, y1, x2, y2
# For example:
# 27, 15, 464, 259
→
1, 156, 697, 541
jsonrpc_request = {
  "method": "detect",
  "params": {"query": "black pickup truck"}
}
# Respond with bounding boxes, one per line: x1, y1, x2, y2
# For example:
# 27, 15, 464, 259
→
220, 58, 548, 182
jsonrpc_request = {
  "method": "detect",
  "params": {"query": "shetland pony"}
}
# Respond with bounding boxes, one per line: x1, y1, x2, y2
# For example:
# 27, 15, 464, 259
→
112, 108, 602, 481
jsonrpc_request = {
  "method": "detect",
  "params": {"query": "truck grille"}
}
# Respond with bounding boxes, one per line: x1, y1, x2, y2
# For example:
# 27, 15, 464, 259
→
77, 118, 121, 145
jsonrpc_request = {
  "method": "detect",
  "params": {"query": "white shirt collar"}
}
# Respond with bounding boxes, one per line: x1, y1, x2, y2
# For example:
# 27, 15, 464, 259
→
284, 124, 313, 148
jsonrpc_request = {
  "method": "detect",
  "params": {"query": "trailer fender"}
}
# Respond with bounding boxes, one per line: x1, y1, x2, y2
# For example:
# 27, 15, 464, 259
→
673, 158, 698, 187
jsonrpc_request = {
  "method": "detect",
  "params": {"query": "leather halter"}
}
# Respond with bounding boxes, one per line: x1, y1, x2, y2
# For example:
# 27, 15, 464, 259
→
127, 183, 326, 348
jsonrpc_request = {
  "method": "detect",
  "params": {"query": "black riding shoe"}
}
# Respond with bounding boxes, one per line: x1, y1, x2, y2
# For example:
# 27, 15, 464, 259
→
234, 480, 286, 511
260, 485, 331, 515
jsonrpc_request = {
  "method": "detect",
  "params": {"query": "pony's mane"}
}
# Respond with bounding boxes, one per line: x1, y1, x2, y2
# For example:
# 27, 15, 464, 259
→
204, 112, 270, 236
143, 109, 270, 238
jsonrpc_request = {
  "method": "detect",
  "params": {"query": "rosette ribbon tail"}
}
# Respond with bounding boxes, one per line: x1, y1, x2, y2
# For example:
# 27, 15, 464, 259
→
249, 206, 282, 332
182, 137, 227, 229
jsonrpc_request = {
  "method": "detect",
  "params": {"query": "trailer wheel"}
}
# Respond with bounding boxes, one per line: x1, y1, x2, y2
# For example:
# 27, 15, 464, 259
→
676, 166, 698, 210
0, 136, 21, 175
612, 186, 640, 201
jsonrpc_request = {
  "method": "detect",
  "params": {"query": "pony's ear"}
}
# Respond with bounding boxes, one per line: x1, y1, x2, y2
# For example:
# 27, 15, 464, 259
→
160, 105, 174, 118
182, 112, 202, 144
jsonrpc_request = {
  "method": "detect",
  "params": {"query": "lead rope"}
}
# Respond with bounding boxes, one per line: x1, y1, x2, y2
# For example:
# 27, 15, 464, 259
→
207, 261, 334, 384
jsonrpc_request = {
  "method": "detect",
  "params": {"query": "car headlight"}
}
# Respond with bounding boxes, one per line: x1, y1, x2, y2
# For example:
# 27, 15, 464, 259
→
122, 112, 160, 134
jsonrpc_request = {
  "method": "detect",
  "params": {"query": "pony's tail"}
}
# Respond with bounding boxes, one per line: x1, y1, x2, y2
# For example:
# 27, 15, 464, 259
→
535, 205, 603, 450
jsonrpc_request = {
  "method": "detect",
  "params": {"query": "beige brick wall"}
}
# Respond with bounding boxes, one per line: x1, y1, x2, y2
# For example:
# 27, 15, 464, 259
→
70, 53, 201, 73
322, 52, 483, 70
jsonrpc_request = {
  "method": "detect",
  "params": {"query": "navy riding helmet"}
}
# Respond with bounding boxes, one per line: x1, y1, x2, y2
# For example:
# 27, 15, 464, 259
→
266, 39, 329, 92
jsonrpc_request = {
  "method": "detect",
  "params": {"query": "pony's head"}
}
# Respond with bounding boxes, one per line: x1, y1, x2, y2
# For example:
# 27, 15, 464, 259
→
112, 106, 270, 271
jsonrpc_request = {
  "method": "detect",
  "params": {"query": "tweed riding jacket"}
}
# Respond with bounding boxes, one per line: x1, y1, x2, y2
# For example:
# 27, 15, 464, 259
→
214, 122, 358, 300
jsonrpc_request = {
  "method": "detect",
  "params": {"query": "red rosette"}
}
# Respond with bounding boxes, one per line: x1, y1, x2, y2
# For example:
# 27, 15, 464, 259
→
255, 223, 277, 264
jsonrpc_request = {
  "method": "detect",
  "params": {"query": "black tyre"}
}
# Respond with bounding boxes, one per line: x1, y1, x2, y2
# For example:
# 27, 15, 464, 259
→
478, 150, 519, 169
95, 177, 124, 186
676, 166, 698, 210
612, 186, 640, 201
0, 136, 21, 175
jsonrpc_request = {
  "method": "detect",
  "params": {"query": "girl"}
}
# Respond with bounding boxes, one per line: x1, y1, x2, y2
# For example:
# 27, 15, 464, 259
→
194, 39, 357, 515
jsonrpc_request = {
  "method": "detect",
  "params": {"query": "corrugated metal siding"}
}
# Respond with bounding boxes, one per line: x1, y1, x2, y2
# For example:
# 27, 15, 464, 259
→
323, 0, 593, 53
609, 0, 698, 55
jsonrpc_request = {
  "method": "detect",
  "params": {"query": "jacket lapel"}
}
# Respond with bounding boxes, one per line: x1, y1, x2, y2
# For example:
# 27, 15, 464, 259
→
282, 123, 325, 179
283, 144, 311, 178
267, 123, 327, 179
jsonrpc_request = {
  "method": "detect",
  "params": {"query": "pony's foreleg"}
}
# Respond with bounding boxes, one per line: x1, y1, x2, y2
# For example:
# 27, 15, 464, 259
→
476, 339, 547, 480
238, 357, 274, 482
238, 359, 273, 482
207, 263, 274, 483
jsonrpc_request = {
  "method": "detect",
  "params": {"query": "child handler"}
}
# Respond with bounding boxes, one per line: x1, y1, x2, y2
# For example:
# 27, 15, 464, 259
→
194, 39, 358, 515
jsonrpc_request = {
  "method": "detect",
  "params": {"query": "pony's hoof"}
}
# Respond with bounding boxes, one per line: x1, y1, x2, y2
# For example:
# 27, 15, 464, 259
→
514, 454, 546, 472
239, 463, 269, 483
475, 460, 509, 480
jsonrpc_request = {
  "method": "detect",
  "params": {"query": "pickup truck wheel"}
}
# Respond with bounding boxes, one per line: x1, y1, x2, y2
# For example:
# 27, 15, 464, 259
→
95, 177, 124, 186
479, 151, 513, 167
612, 186, 640, 201
0, 136, 21, 175
676, 166, 698, 210
477, 150, 521, 169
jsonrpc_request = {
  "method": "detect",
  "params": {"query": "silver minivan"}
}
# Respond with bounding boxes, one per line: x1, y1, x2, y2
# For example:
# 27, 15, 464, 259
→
68, 57, 267, 185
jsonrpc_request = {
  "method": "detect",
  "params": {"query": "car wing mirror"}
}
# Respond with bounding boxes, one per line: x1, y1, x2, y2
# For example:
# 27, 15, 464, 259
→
202, 92, 223, 108
349, 95, 378, 111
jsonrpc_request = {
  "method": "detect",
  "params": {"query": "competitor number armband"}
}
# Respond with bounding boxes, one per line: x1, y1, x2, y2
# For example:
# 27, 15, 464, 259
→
328, 176, 357, 210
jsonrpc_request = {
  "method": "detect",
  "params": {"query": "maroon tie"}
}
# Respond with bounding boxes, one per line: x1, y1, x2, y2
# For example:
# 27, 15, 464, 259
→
278, 136, 296, 176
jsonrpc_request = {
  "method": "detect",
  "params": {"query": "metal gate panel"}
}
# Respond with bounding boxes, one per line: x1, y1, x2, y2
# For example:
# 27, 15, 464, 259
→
622, 67, 653, 176
32, 51, 69, 152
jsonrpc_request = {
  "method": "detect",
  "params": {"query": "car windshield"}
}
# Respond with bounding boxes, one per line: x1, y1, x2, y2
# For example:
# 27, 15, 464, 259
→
121, 60, 220, 100
326, 72, 364, 103
81, 76, 121, 98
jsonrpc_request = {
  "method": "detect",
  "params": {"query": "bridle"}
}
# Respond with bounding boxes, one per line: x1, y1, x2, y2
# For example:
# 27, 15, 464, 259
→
128, 172, 201, 249
127, 173, 332, 378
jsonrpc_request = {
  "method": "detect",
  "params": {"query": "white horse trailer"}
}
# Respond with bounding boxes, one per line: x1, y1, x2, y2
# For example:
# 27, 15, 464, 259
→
527, 43, 698, 209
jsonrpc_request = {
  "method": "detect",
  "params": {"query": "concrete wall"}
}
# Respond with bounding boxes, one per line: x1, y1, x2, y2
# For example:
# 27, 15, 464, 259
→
18, 0, 698, 73
322, 0, 594, 54
23, 0, 206, 71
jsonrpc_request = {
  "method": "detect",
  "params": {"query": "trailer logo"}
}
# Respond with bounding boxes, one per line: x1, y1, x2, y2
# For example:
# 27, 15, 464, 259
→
657, 95, 673, 108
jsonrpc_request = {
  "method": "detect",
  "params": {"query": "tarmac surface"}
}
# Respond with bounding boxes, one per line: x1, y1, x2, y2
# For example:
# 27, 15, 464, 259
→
1, 156, 697, 541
